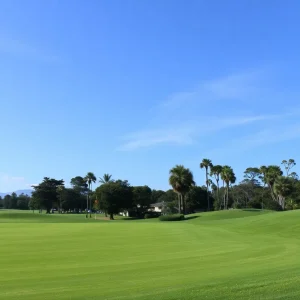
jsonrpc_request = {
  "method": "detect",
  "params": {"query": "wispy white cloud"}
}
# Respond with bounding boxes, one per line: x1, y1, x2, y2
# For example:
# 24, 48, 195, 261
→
0, 173, 30, 192
159, 68, 268, 109
117, 113, 290, 151
201, 69, 266, 100
117, 123, 197, 151
0, 35, 58, 62
202, 123, 300, 160
118, 67, 300, 151
237, 124, 300, 149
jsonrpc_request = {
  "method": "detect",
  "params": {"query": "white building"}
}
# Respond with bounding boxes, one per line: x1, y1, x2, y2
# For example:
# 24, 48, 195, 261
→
149, 202, 165, 213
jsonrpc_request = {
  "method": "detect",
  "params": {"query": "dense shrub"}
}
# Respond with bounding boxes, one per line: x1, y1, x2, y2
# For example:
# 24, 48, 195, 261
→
144, 212, 160, 219
247, 199, 283, 211
159, 214, 185, 221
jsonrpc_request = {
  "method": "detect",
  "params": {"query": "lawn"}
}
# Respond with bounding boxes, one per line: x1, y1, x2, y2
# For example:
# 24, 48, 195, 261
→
1, 209, 300, 299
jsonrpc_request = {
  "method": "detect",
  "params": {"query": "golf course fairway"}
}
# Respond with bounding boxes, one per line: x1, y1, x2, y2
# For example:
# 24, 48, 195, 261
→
1, 209, 300, 299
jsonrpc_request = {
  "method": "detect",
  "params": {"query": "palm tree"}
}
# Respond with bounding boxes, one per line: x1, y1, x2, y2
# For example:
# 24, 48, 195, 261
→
84, 172, 97, 218
200, 159, 213, 211
259, 165, 282, 203
169, 165, 195, 215
99, 174, 113, 217
210, 165, 223, 210
274, 176, 293, 210
99, 174, 113, 184
220, 166, 236, 209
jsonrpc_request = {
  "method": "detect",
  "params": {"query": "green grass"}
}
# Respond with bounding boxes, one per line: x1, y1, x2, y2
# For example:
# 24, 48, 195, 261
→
1, 209, 300, 299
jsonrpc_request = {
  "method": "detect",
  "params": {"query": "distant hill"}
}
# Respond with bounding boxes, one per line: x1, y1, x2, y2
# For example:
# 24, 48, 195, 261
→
0, 189, 33, 197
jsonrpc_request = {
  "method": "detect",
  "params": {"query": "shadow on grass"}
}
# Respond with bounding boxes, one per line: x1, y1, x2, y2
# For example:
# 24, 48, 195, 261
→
241, 209, 263, 212
120, 217, 144, 221
121, 215, 201, 221
183, 216, 200, 221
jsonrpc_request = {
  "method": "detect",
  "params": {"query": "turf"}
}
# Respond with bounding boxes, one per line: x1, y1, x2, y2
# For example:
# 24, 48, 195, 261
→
1, 209, 300, 299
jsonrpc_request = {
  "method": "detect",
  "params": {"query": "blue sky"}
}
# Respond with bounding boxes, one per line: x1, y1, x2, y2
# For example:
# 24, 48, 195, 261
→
1, 0, 300, 192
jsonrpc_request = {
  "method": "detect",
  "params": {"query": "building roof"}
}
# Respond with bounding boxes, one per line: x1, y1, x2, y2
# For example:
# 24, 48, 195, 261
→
150, 202, 165, 207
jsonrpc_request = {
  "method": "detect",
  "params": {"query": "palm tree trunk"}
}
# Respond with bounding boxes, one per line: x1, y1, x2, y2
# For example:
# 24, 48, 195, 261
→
206, 169, 210, 211
86, 193, 88, 218
216, 178, 220, 210
89, 183, 92, 218
278, 195, 285, 210
222, 181, 225, 210
226, 184, 229, 210
182, 194, 186, 215
268, 184, 277, 203
178, 193, 181, 214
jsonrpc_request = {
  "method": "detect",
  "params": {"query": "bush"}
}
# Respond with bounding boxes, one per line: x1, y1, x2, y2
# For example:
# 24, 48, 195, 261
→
144, 212, 160, 219
159, 214, 185, 221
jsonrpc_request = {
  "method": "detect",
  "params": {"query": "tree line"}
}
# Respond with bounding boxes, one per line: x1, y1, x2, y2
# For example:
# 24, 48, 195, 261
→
0, 193, 31, 210
0, 158, 299, 218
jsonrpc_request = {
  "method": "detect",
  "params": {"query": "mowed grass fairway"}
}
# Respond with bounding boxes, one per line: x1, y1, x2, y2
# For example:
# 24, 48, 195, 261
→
1, 210, 300, 299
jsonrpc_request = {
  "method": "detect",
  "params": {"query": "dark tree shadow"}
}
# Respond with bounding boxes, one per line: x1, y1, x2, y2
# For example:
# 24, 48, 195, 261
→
121, 217, 144, 221
241, 209, 263, 212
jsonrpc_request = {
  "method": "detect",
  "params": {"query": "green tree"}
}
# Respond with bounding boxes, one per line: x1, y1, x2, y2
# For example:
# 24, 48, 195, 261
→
93, 199, 100, 219
186, 186, 211, 212
132, 186, 152, 217
3, 195, 11, 209
210, 165, 223, 208
32, 177, 64, 213
244, 167, 261, 186
259, 165, 283, 203
17, 194, 30, 210
274, 176, 293, 210
99, 174, 113, 184
281, 159, 296, 176
285, 198, 298, 210
158, 189, 177, 203
169, 165, 195, 214
56, 185, 64, 213
290, 172, 299, 180
95, 180, 133, 220
60, 188, 83, 212
28, 195, 40, 212
200, 159, 213, 211
151, 190, 165, 203
221, 166, 236, 209
10, 192, 18, 209
84, 172, 97, 217
70, 176, 89, 194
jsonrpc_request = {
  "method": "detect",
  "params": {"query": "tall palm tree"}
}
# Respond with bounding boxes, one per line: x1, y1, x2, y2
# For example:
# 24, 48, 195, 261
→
84, 172, 97, 218
259, 165, 282, 203
210, 165, 223, 210
220, 166, 236, 209
99, 174, 113, 184
274, 176, 293, 210
200, 159, 213, 211
169, 165, 195, 215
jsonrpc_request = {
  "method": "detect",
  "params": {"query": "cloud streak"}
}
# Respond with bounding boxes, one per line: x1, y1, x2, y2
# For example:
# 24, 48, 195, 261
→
117, 112, 291, 151
159, 68, 269, 109
118, 67, 300, 151
0, 173, 30, 192
204, 123, 300, 159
